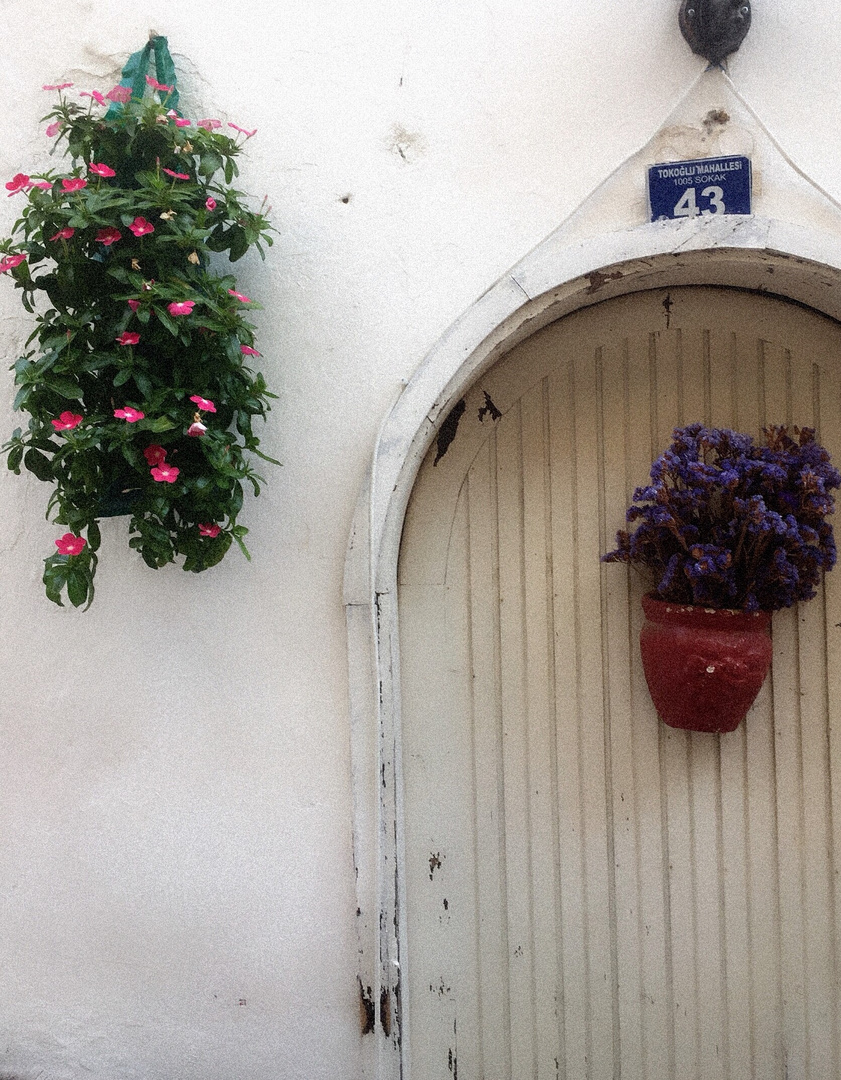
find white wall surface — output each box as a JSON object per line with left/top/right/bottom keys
{"left": 0, "top": 2, "right": 839, "bottom": 1078}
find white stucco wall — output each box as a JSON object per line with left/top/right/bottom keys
{"left": 0, "top": 2, "right": 839, "bottom": 1079}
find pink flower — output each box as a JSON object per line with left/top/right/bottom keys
{"left": 49, "top": 227, "right": 75, "bottom": 241}
{"left": 187, "top": 420, "right": 208, "bottom": 437}
{"left": 95, "top": 226, "right": 121, "bottom": 245}
{"left": 106, "top": 85, "right": 132, "bottom": 103}
{"left": 197, "top": 118, "right": 221, "bottom": 130}
{"left": 46, "top": 121, "right": 63, "bottom": 138}
{"left": 55, "top": 533, "right": 86, "bottom": 556}
{"left": 228, "top": 123, "right": 257, "bottom": 138}
{"left": 61, "top": 177, "right": 87, "bottom": 192}
{"left": 240, "top": 345, "right": 261, "bottom": 357}
{"left": 151, "top": 464, "right": 179, "bottom": 483}
{"left": 0, "top": 254, "right": 26, "bottom": 273}
{"left": 51, "top": 411, "right": 83, "bottom": 431}
{"left": 127, "top": 299, "right": 140, "bottom": 312}
{"left": 189, "top": 395, "right": 216, "bottom": 413}
{"left": 42, "top": 82, "right": 73, "bottom": 91}
{"left": 174, "top": 117, "right": 192, "bottom": 128}
{"left": 128, "top": 216, "right": 154, "bottom": 237}
{"left": 145, "top": 75, "right": 174, "bottom": 93}
{"left": 162, "top": 168, "right": 190, "bottom": 180}
{"left": 80, "top": 90, "right": 107, "bottom": 106}
{"left": 228, "top": 289, "right": 251, "bottom": 303}
{"left": 116, "top": 331, "right": 140, "bottom": 346}
{"left": 198, "top": 523, "right": 221, "bottom": 538}
{"left": 143, "top": 444, "right": 167, "bottom": 466}
{"left": 167, "top": 300, "right": 195, "bottom": 316}
{"left": 5, "top": 173, "right": 30, "bottom": 195}
{"left": 89, "top": 162, "right": 116, "bottom": 178}
{"left": 205, "top": 197, "right": 217, "bottom": 211}
{"left": 114, "top": 406, "right": 145, "bottom": 422}
{"left": 31, "top": 180, "right": 52, "bottom": 190}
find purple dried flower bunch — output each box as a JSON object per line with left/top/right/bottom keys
{"left": 603, "top": 423, "right": 840, "bottom": 612}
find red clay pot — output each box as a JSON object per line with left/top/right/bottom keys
{"left": 639, "top": 594, "right": 773, "bottom": 733}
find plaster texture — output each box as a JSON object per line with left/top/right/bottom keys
{"left": 0, "top": 2, "right": 839, "bottom": 1079}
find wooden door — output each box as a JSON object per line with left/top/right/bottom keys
{"left": 397, "top": 287, "right": 841, "bottom": 1079}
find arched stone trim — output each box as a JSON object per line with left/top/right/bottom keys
{"left": 344, "top": 215, "right": 841, "bottom": 1077}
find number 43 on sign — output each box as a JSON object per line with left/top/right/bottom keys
{"left": 673, "top": 185, "right": 725, "bottom": 217}
{"left": 647, "top": 155, "right": 752, "bottom": 223}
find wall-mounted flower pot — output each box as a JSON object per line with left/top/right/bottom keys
{"left": 639, "top": 593, "right": 772, "bottom": 733}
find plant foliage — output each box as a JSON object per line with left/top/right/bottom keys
{"left": 0, "top": 68, "right": 277, "bottom": 608}
{"left": 602, "top": 423, "right": 840, "bottom": 611}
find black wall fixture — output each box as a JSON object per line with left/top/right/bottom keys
{"left": 679, "top": 0, "right": 751, "bottom": 67}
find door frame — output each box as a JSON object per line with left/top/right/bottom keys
{"left": 344, "top": 214, "right": 841, "bottom": 1078}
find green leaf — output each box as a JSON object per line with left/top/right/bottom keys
{"left": 192, "top": 530, "right": 232, "bottom": 570}
{"left": 228, "top": 226, "right": 249, "bottom": 262}
{"left": 206, "top": 224, "right": 232, "bottom": 253}
{"left": 66, "top": 569, "right": 89, "bottom": 608}
{"left": 6, "top": 445, "right": 23, "bottom": 473}
{"left": 145, "top": 416, "right": 176, "bottom": 433}
{"left": 24, "top": 448, "right": 54, "bottom": 482}
{"left": 43, "top": 560, "right": 67, "bottom": 607}
{"left": 87, "top": 519, "right": 102, "bottom": 552}
{"left": 232, "top": 528, "right": 251, "bottom": 561}
{"left": 155, "top": 307, "right": 179, "bottom": 336}
{"left": 199, "top": 152, "right": 223, "bottom": 179}
{"left": 134, "top": 372, "right": 153, "bottom": 398}
{"left": 113, "top": 367, "right": 133, "bottom": 386}
{"left": 140, "top": 548, "right": 161, "bottom": 569}
{"left": 47, "top": 375, "right": 81, "bottom": 399}
{"left": 251, "top": 446, "right": 282, "bottom": 466}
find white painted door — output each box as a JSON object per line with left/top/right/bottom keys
{"left": 398, "top": 287, "right": 841, "bottom": 1080}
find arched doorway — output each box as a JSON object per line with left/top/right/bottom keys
{"left": 346, "top": 222, "right": 841, "bottom": 1080}
{"left": 397, "top": 285, "right": 841, "bottom": 1078}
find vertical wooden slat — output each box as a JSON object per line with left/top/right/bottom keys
{"left": 548, "top": 358, "right": 590, "bottom": 1077}
{"left": 710, "top": 326, "right": 748, "bottom": 1080}
{"left": 398, "top": 578, "right": 461, "bottom": 1080}
{"left": 467, "top": 438, "right": 512, "bottom": 1079}
{"left": 716, "top": 327, "right": 759, "bottom": 1080}
{"left": 650, "top": 322, "right": 705, "bottom": 1079}
{"left": 496, "top": 401, "right": 538, "bottom": 1078}
{"left": 664, "top": 319, "right": 730, "bottom": 1079}
{"left": 688, "top": 328, "right": 728, "bottom": 1080}
{"left": 763, "top": 339, "right": 809, "bottom": 1080}
{"left": 818, "top": 354, "right": 841, "bottom": 1078}
{"left": 792, "top": 361, "right": 836, "bottom": 1079}
{"left": 740, "top": 338, "right": 785, "bottom": 1077}
{"left": 624, "top": 327, "right": 673, "bottom": 1080}
{"left": 521, "top": 380, "right": 565, "bottom": 1079}
{"left": 602, "top": 336, "right": 646, "bottom": 1077}
{"left": 441, "top": 486, "right": 482, "bottom": 1080}
{"left": 572, "top": 346, "right": 615, "bottom": 1079}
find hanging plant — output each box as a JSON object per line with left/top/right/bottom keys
{"left": 602, "top": 424, "right": 840, "bottom": 731}
{"left": 0, "top": 36, "right": 277, "bottom": 609}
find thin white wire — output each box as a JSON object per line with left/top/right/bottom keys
{"left": 722, "top": 71, "right": 841, "bottom": 216}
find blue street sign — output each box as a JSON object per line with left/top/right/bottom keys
{"left": 648, "top": 155, "right": 752, "bottom": 222}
